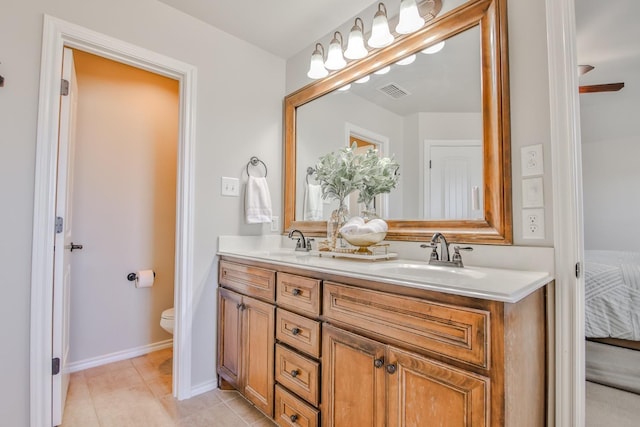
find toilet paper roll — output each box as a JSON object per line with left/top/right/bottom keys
{"left": 136, "top": 270, "right": 155, "bottom": 288}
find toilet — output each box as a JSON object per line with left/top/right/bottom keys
{"left": 160, "top": 308, "right": 175, "bottom": 335}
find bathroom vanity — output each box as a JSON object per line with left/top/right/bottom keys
{"left": 216, "top": 242, "right": 551, "bottom": 427}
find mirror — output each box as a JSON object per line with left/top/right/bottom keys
{"left": 284, "top": 0, "right": 511, "bottom": 244}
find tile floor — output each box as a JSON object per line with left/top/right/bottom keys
{"left": 61, "top": 348, "right": 276, "bottom": 427}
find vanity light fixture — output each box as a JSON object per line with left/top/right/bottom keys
{"left": 374, "top": 66, "right": 391, "bottom": 75}
{"left": 396, "top": 0, "right": 425, "bottom": 34}
{"left": 355, "top": 75, "right": 371, "bottom": 84}
{"left": 368, "top": 3, "right": 394, "bottom": 48}
{"left": 421, "top": 40, "right": 445, "bottom": 54}
{"left": 325, "top": 32, "right": 347, "bottom": 70}
{"left": 307, "top": 43, "right": 329, "bottom": 79}
{"left": 396, "top": 54, "right": 416, "bottom": 65}
{"left": 344, "top": 18, "right": 369, "bottom": 60}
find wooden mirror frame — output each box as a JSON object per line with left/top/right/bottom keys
{"left": 283, "top": 0, "right": 511, "bottom": 244}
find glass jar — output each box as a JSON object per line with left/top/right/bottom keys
{"left": 327, "top": 201, "right": 349, "bottom": 251}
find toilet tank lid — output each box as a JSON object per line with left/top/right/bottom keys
{"left": 161, "top": 308, "right": 175, "bottom": 319}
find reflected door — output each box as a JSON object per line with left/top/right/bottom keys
{"left": 428, "top": 142, "right": 483, "bottom": 219}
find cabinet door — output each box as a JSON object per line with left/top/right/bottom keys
{"left": 322, "top": 324, "right": 386, "bottom": 427}
{"left": 243, "top": 295, "right": 276, "bottom": 417}
{"left": 387, "top": 346, "right": 489, "bottom": 427}
{"left": 217, "top": 288, "right": 243, "bottom": 389}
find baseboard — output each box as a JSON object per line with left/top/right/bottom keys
{"left": 191, "top": 379, "right": 218, "bottom": 397}
{"left": 67, "top": 339, "right": 173, "bottom": 373}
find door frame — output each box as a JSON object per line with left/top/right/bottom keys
{"left": 545, "top": 0, "right": 585, "bottom": 425}
{"left": 30, "top": 15, "right": 197, "bottom": 427}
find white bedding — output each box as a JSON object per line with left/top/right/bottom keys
{"left": 584, "top": 250, "right": 640, "bottom": 340}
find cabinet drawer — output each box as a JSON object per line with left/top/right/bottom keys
{"left": 276, "top": 272, "right": 321, "bottom": 317}
{"left": 323, "top": 282, "right": 490, "bottom": 368}
{"left": 276, "top": 309, "right": 321, "bottom": 358}
{"left": 275, "top": 384, "right": 319, "bottom": 427}
{"left": 219, "top": 260, "right": 276, "bottom": 302}
{"left": 275, "top": 344, "right": 320, "bottom": 406}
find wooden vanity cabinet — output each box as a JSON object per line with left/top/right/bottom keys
{"left": 217, "top": 261, "right": 276, "bottom": 417}
{"left": 218, "top": 257, "right": 548, "bottom": 426}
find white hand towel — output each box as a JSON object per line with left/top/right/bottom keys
{"left": 303, "top": 183, "right": 324, "bottom": 221}
{"left": 245, "top": 176, "right": 272, "bottom": 224}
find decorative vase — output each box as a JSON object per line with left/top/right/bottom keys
{"left": 360, "top": 200, "right": 379, "bottom": 222}
{"left": 327, "top": 201, "right": 350, "bottom": 250}
{"left": 340, "top": 200, "right": 388, "bottom": 253}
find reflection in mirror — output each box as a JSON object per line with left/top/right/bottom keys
{"left": 296, "top": 26, "right": 482, "bottom": 222}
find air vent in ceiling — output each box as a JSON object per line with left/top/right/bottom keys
{"left": 378, "top": 83, "right": 410, "bottom": 99}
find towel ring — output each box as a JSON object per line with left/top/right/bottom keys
{"left": 306, "top": 167, "right": 316, "bottom": 184}
{"left": 246, "top": 156, "right": 267, "bottom": 177}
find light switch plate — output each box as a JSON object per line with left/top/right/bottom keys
{"left": 521, "top": 144, "right": 544, "bottom": 176}
{"left": 522, "top": 177, "right": 544, "bottom": 208}
{"left": 270, "top": 216, "right": 280, "bottom": 232}
{"left": 221, "top": 177, "right": 239, "bottom": 196}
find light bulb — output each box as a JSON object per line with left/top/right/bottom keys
{"left": 344, "top": 18, "right": 368, "bottom": 60}
{"left": 355, "top": 75, "right": 370, "bottom": 84}
{"left": 307, "top": 44, "right": 328, "bottom": 79}
{"left": 374, "top": 66, "right": 391, "bottom": 75}
{"left": 396, "top": 54, "right": 416, "bottom": 66}
{"left": 368, "top": 3, "right": 394, "bottom": 49}
{"left": 421, "top": 40, "right": 445, "bottom": 54}
{"left": 338, "top": 84, "right": 352, "bottom": 91}
{"left": 396, "top": 0, "right": 425, "bottom": 34}
{"left": 325, "top": 32, "right": 346, "bottom": 70}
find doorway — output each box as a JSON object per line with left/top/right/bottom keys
{"left": 31, "top": 16, "right": 197, "bottom": 427}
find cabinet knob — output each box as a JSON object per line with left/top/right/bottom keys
{"left": 236, "top": 303, "right": 246, "bottom": 310}
{"left": 386, "top": 363, "right": 397, "bottom": 374}
{"left": 373, "top": 358, "right": 384, "bottom": 368}
{"left": 290, "top": 414, "right": 299, "bottom": 423}
{"left": 290, "top": 369, "right": 299, "bottom": 378}
{"left": 291, "top": 327, "right": 301, "bottom": 336}
{"left": 292, "top": 288, "right": 301, "bottom": 296}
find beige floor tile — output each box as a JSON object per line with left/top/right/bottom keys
{"left": 93, "top": 386, "right": 174, "bottom": 427}
{"left": 146, "top": 375, "right": 173, "bottom": 399}
{"left": 132, "top": 354, "right": 172, "bottom": 381}
{"left": 224, "top": 395, "right": 268, "bottom": 424}
{"left": 86, "top": 365, "right": 146, "bottom": 398}
{"left": 60, "top": 400, "right": 101, "bottom": 427}
{"left": 178, "top": 401, "right": 248, "bottom": 427}
{"left": 65, "top": 372, "right": 92, "bottom": 403}
{"left": 251, "top": 417, "right": 278, "bottom": 426}
{"left": 212, "top": 388, "right": 242, "bottom": 402}
{"left": 159, "top": 389, "right": 223, "bottom": 420}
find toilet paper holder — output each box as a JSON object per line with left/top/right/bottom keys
{"left": 127, "top": 271, "right": 156, "bottom": 281}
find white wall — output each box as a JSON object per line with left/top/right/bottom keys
{"left": 70, "top": 50, "right": 177, "bottom": 362}
{"left": 581, "top": 78, "right": 640, "bottom": 250}
{"left": 0, "top": 0, "right": 284, "bottom": 424}
{"left": 286, "top": 0, "right": 554, "bottom": 246}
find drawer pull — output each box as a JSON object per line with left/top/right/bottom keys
{"left": 291, "top": 327, "right": 301, "bottom": 336}
{"left": 290, "top": 369, "right": 299, "bottom": 378}
{"left": 386, "top": 363, "right": 397, "bottom": 374}
{"left": 292, "top": 288, "right": 301, "bottom": 296}
{"left": 374, "top": 358, "right": 384, "bottom": 368}
{"left": 236, "top": 303, "right": 246, "bottom": 310}
{"left": 290, "top": 414, "right": 299, "bottom": 423}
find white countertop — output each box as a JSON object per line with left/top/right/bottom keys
{"left": 217, "top": 236, "right": 553, "bottom": 303}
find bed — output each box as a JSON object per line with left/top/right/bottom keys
{"left": 584, "top": 250, "right": 640, "bottom": 394}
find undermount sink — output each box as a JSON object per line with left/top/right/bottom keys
{"left": 367, "top": 262, "right": 488, "bottom": 281}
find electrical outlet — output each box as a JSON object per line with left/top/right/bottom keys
{"left": 522, "top": 208, "right": 545, "bottom": 239}
{"left": 521, "top": 144, "right": 544, "bottom": 176}
{"left": 221, "top": 177, "right": 239, "bottom": 196}
{"left": 270, "top": 216, "right": 280, "bottom": 232}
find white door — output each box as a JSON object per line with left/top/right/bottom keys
{"left": 428, "top": 143, "right": 483, "bottom": 220}
{"left": 52, "top": 47, "right": 79, "bottom": 426}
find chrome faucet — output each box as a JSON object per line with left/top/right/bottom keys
{"left": 420, "top": 232, "right": 473, "bottom": 267}
{"left": 288, "top": 229, "right": 312, "bottom": 252}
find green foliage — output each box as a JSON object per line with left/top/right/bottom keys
{"left": 315, "top": 144, "right": 400, "bottom": 206}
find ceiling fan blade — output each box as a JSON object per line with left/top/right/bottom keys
{"left": 579, "top": 82, "right": 625, "bottom": 94}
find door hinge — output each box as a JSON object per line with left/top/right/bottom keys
{"left": 52, "top": 357, "right": 60, "bottom": 375}
{"left": 55, "top": 216, "right": 63, "bottom": 234}
{"left": 429, "top": 160, "right": 432, "bottom": 169}
{"left": 575, "top": 262, "right": 581, "bottom": 279}
{"left": 60, "top": 79, "right": 69, "bottom": 96}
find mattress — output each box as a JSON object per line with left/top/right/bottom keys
{"left": 584, "top": 250, "right": 640, "bottom": 340}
